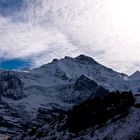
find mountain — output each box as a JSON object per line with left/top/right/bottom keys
{"left": 31, "top": 55, "right": 129, "bottom": 91}
{"left": 0, "top": 55, "right": 139, "bottom": 139}
{"left": 129, "top": 71, "right": 140, "bottom": 80}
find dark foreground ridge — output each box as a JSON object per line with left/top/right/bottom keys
{"left": 66, "top": 91, "right": 135, "bottom": 133}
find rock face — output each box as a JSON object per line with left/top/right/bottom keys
{"left": 66, "top": 91, "right": 135, "bottom": 133}
{"left": 75, "top": 55, "right": 99, "bottom": 64}
{"left": 0, "top": 55, "right": 139, "bottom": 139}
{"left": 0, "top": 71, "right": 25, "bottom": 100}
{"left": 19, "top": 91, "right": 136, "bottom": 140}
{"left": 74, "top": 74, "right": 98, "bottom": 91}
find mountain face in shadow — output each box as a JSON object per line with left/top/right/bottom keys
{"left": 66, "top": 91, "right": 135, "bottom": 133}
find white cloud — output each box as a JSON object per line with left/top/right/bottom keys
{"left": 0, "top": 0, "right": 140, "bottom": 74}
{"left": 0, "top": 16, "right": 83, "bottom": 66}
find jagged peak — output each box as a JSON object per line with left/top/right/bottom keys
{"left": 59, "top": 55, "right": 97, "bottom": 63}
{"left": 130, "top": 70, "right": 140, "bottom": 78}
{"left": 64, "top": 56, "right": 73, "bottom": 60}
{"left": 40, "top": 55, "right": 99, "bottom": 69}
{"left": 134, "top": 70, "right": 140, "bottom": 74}
{"left": 75, "top": 54, "right": 97, "bottom": 64}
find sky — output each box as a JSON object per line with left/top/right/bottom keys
{"left": 0, "top": 0, "right": 140, "bottom": 74}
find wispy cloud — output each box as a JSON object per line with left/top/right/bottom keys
{"left": 0, "top": 16, "right": 83, "bottom": 68}
{"left": 0, "top": 0, "right": 140, "bottom": 74}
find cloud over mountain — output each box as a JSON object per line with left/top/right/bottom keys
{"left": 0, "top": 0, "right": 140, "bottom": 74}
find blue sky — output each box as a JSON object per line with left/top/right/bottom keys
{"left": 0, "top": 58, "right": 31, "bottom": 70}
{"left": 0, "top": 0, "right": 23, "bottom": 16}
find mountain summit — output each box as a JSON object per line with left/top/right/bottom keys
{"left": 129, "top": 71, "right": 140, "bottom": 79}
{"left": 75, "top": 54, "right": 98, "bottom": 64}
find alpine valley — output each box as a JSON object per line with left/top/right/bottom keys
{"left": 0, "top": 55, "right": 140, "bottom": 140}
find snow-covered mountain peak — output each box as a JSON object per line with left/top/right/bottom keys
{"left": 41, "top": 55, "right": 98, "bottom": 67}
{"left": 30, "top": 55, "right": 132, "bottom": 91}
{"left": 75, "top": 54, "right": 98, "bottom": 64}
{"left": 129, "top": 70, "right": 140, "bottom": 79}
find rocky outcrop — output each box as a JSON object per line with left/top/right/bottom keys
{"left": 0, "top": 71, "right": 26, "bottom": 100}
